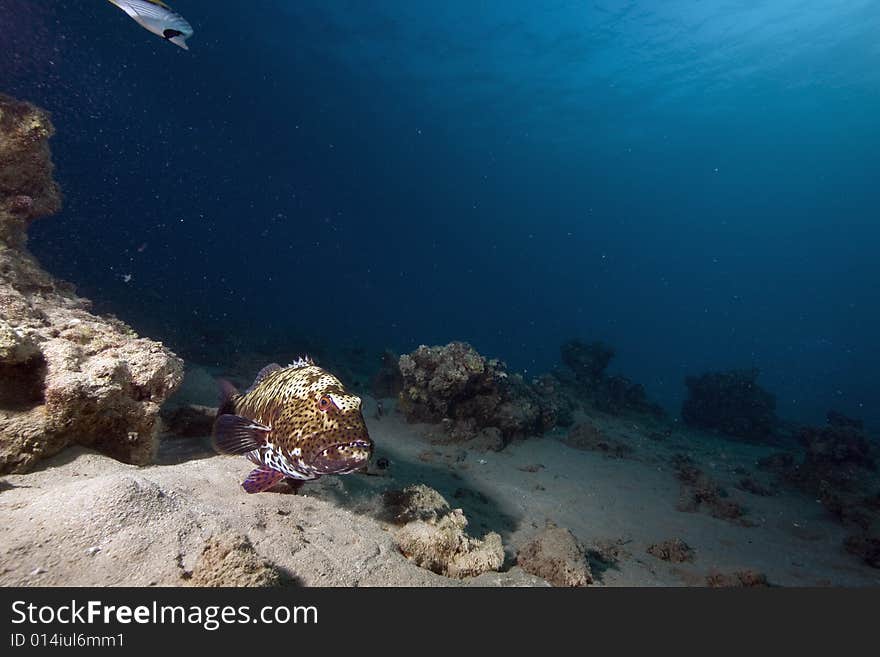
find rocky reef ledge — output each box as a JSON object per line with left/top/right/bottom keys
{"left": 0, "top": 94, "right": 183, "bottom": 473}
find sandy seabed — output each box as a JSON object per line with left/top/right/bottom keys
{"left": 1, "top": 394, "right": 877, "bottom": 588}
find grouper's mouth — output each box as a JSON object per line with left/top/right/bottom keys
{"left": 311, "top": 438, "right": 373, "bottom": 474}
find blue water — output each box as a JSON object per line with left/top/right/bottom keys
{"left": 3, "top": 0, "right": 879, "bottom": 428}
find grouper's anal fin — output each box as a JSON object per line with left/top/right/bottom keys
{"left": 242, "top": 468, "right": 285, "bottom": 494}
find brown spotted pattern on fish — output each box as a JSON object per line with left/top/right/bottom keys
{"left": 212, "top": 357, "right": 373, "bottom": 493}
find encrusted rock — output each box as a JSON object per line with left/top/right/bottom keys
{"left": 0, "top": 94, "right": 183, "bottom": 473}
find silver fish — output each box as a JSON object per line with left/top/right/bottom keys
{"left": 108, "top": 0, "right": 194, "bottom": 50}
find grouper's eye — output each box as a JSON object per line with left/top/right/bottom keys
{"left": 318, "top": 395, "right": 334, "bottom": 411}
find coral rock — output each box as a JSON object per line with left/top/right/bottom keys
{"left": 398, "top": 342, "right": 557, "bottom": 444}
{"left": 387, "top": 485, "right": 504, "bottom": 579}
{"left": 0, "top": 94, "right": 183, "bottom": 473}
{"left": 673, "top": 456, "right": 748, "bottom": 524}
{"left": 188, "top": 533, "right": 285, "bottom": 587}
{"left": 559, "top": 339, "right": 664, "bottom": 418}
{"left": 681, "top": 368, "right": 777, "bottom": 441}
{"left": 516, "top": 525, "right": 593, "bottom": 587}
{"left": 383, "top": 484, "right": 451, "bottom": 525}
{"left": 647, "top": 538, "right": 696, "bottom": 563}
{"left": 561, "top": 339, "right": 614, "bottom": 383}
{"left": 705, "top": 570, "right": 769, "bottom": 587}
{"left": 561, "top": 420, "right": 633, "bottom": 458}
{"left": 394, "top": 508, "right": 504, "bottom": 579}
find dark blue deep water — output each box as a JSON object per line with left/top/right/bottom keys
{"left": 3, "top": 1, "right": 879, "bottom": 428}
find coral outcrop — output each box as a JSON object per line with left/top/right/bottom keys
{"left": 561, "top": 339, "right": 614, "bottom": 383}
{"left": 758, "top": 417, "right": 879, "bottom": 568}
{"left": 398, "top": 342, "right": 560, "bottom": 444}
{"left": 681, "top": 368, "right": 777, "bottom": 441}
{"left": 0, "top": 94, "right": 183, "bottom": 473}
{"left": 558, "top": 339, "right": 664, "bottom": 418}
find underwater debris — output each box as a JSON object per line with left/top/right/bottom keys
{"left": 647, "top": 538, "right": 696, "bottom": 563}
{"left": 560, "top": 420, "right": 634, "bottom": 458}
{"left": 0, "top": 94, "right": 183, "bottom": 474}
{"left": 681, "top": 368, "right": 777, "bottom": 442}
{"left": 398, "top": 342, "right": 559, "bottom": 445}
{"left": 516, "top": 525, "right": 593, "bottom": 587}
{"left": 187, "top": 533, "right": 287, "bottom": 587}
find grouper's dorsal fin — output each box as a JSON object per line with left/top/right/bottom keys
{"left": 288, "top": 356, "right": 315, "bottom": 369}
{"left": 247, "top": 363, "right": 282, "bottom": 392}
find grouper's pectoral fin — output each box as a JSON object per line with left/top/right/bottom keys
{"left": 212, "top": 414, "right": 271, "bottom": 455}
{"left": 242, "top": 468, "right": 285, "bottom": 494}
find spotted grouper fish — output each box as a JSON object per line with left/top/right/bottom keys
{"left": 212, "top": 357, "right": 373, "bottom": 493}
